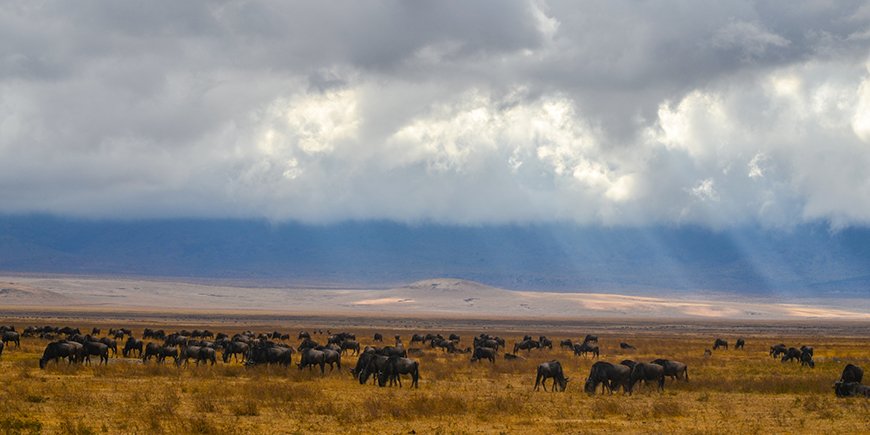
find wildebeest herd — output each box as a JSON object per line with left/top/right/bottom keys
{"left": 0, "top": 324, "right": 866, "bottom": 398}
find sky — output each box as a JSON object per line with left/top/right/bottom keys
{"left": 2, "top": 1, "right": 870, "bottom": 229}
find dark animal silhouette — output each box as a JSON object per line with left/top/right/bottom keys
{"left": 735, "top": 338, "right": 745, "bottom": 350}
{"left": 534, "top": 360, "right": 569, "bottom": 392}
{"left": 584, "top": 361, "right": 630, "bottom": 395}
{"left": 1, "top": 331, "right": 20, "bottom": 348}
{"left": 834, "top": 382, "right": 870, "bottom": 398}
{"left": 573, "top": 342, "right": 600, "bottom": 358}
{"left": 770, "top": 344, "right": 787, "bottom": 358}
{"left": 378, "top": 356, "right": 420, "bottom": 388}
{"left": 800, "top": 348, "right": 815, "bottom": 368}
{"left": 713, "top": 338, "right": 728, "bottom": 350}
{"left": 514, "top": 339, "right": 540, "bottom": 353}
{"left": 298, "top": 348, "right": 327, "bottom": 373}
{"left": 471, "top": 347, "right": 497, "bottom": 363}
{"left": 222, "top": 341, "right": 250, "bottom": 363}
{"left": 560, "top": 339, "right": 574, "bottom": 350}
{"left": 839, "top": 364, "right": 864, "bottom": 384}
{"left": 123, "top": 337, "right": 143, "bottom": 358}
{"left": 373, "top": 333, "right": 383, "bottom": 342}
{"left": 619, "top": 342, "right": 636, "bottom": 350}
{"left": 781, "top": 347, "right": 802, "bottom": 363}
{"left": 628, "top": 363, "right": 665, "bottom": 394}
{"left": 82, "top": 341, "right": 109, "bottom": 365}
{"left": 39, "top": 341, "right": 83, "bottom": 369}
{"left": 650, "top": 359, "right": 688, "bottom": 381}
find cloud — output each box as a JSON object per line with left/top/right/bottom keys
{"left": 1, "top": 1, "right": 869, "bottom": 228}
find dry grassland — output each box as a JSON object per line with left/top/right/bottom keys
{"left": 0, "top": 321, "right": 868, "bottom": 434}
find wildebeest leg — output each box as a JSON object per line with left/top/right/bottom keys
{"left": 319, "top": 361, "right": 325, "bottom": 374}
{"left": 534, "top": 372, "right": 542, "bottom": 391}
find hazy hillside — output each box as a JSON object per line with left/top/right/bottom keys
{"left": 0, "top": 215, "right": 868, "bottom": 296}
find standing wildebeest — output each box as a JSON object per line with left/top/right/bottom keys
{"left": 82, "top": 341, "right": 109, "bottom": 365}
{"left": 713, "top": 338, "right": 728, "bottom": 350}
{"left": 298, "top": 331, "right": 311, "bottom": 340}
{"left": 781, "top": 347, "right": 802, "bottom": 363}
{"left": 620, "top": 342, "right": 636, "bottom": 350}
{"left": 320, "top": 348, "right": 342, "bottom": 372}
{"left": 800, "top": 348, "right": 815, "bottom": 368}
{"left": 514, "top": 339, "right": 540, "bottom": 353}
{"left": 91, "top": 327, "right": 101, "bottom": 336}
{"left": 584, "top": 361, "right": 631, "bottom": 395}
{"left": 196, "top": 347, "right": 217, "bottom": 366}
{"left": 177, "top": 346, "right": 203, "bottom": 367}
{"left": 573, "top": 342, "right": 600, "bottom": 359}
{"left": 735, "top": 338, "right": 745, "bottom": 350}
{"left": 770, "top": 344, "right": 787, "bottom": 358}
{"left": 538, "top": 336, "right": 553, "bottom": 350}
{"left": 628, "top": 363, "right": 665, "bottom": 394}
{"left": 584, "top": 335, "right": 598, "bottom": 344}
{"left": 560, "top": 339, "right": 574, "bottom": 350}
{"left": 650, "top": 359, "right": 689, "bottom": 381}
{"left": 379, "top": 356, "right": 420, "bottom": 388}
{"left": 474, "top": 338, "right": 500, "bottom": 351}
{"left": 246, "top": 343, "right": 294, "bottom": 366}
{"left": 620, "top": 359, "right": 637, "bottom": 370}
{"left": 99, "top": 337, "right": 118, "bottom": 356}
{"left": 2, "top": 331, "right": 20, "bottom": 348}
{"left": 142, "top": 342, "right": 163, "bottom": 362}
{"left": 839, "top": 364, "right": 864, "bottom": 384}
{"left": 373, "top": 333, "right": 383, "bottom": 342}
{"left": 39, "top": 341, "right": 83, "bottom": 368}
{"left": 470, "top": 347, "right": 497, "bottom": 363}
{"left": 222, "top": 341, "right": 250, "bottom": 363}
{"left": 410, "top": 334, "right": 425, "bottom": 344}
{"left": 534, "top": 360, "right": 569, "bottom": 392}
{"left": 123, "top": 337, "right": 143, "bottom": 358}
{"left": 298, "top": 348, "right": 327, "bottom": 373}
{"left": 340, "top": 340, "right": 360, "bottom": 355}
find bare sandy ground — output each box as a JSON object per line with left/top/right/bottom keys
{"left": 0, "top": 275, "right": 867, "bottom": 322}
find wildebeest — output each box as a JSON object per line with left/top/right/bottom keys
{"left": 628, "top": 363, "right": 665, "bottom": 394}
{"left": 650, "top": 359, "right": 689, "bottom": 381}
{"left": 340, "top": 340, "right": 360, "bottom": 356}
{"left": 39, "top": 341, "right": 83, "bottom": 368}
{"left": 378, "top": 356, "right": 420, "bottom": 388}
{"left": 246, "top": 343, "right": 294, "bottom": 366}
{"left": 534, "top": 360, "right": 569, "bottom": 392}
{"left": 781, "top": 347, "right": 802, "bottom": 363}
{"left": 123, "top": 337, "right": 143, "bottom": 358}
{"left": 222, "top": 341, "right": 250, "bottom": 363}
{"left": 584, "top": 335, "right": 598, "bottom": 344}
{"left": 800, "top": 345, "right": 814, "bottom": 357}
{"left": 470, "top": 347, "right": 497, "bottom": 363}
{"left": 538, "top": 336, "right": 553, "bottom": 350}
{"left": 196, "top": 347, "right": 217, "bottom": 366}
{"left": 320, "top": 348, "right": 342, "bottom": 372}
{"left": 357, "top": 353, "right": 390, "bottom": 385}
{"left": 298, "top": 331, "right": 311, "bottom": 340}
{"left": 449, "top": 333, "right": 460, "bottom": 342}
{"left": 560, "top": 339, "right": 574, "bottom": 350}
{"left": 373, "top": 333, "right": 383, "bottom": 342}
{"left": 800, "top": 348, "right": 815, "bottom": 368}
{"left": 839, "top": 364, "right": 864, "bottom": 384}
{"left": 142, "top": 342, "right": 163, "bottom": 362}
{"left": 99, "top": 337, "right": 118, "bottom": 356}
{"left": 82, "top": 341, "right": 109, "bottom": 365}
{"left": 573, "top": 342, "right": 600, "bottom": 359}
{"left": 619, "top": 342, "right": 636, "bottom": 350}
{"left": 584, "top": 361, "right": 631, "bottom": 394}
{"left": 298, "top": 348, "right": 327, "bottom": 373}
{"left": 620, "top": 359, "right": 637, "bottom": 370}
{"left": 713, "top": 338, "right": 728, "bottom": 350}
{"left": 91, "top": 327, "right": 101, "bottom": 336}
{"left": 1, "top": 330, "right": 20, "bottom": 348}
{"left": 177, "top": 345, "right": 203, "bottom": 367}
{"left": 514, "top": 339, "right": 540, "bottom": 353}
{"left": 735, "top": 338, "right": 745, "bottom": 350}
{"left": 834, "top": 381, "right": 870, "bottom": 398}
{"left": 770, "top": 344, "right": 787, "bottom": 358}
{"left": 410, "top": 334, "right": 425, "bottom": 344}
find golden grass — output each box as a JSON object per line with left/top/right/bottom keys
{"left": 0, "top": 322, "right": 868, "bottom": 434}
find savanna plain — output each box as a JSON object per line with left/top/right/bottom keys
{"left": 0, "top": 315, "right": 868, "bottom": 435}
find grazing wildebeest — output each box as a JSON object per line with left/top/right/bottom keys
{"left": 584, "top": 335, "right": 598, "bottom": 344}
{"left": 449, "top": 333, "right": 460, "bottom": 342}
{"left": 839, "top": 364, "right": 864, "bottom": 384}
{"left": 246, "top": 343, "right": 294, "bottom": 366}
{"left": 770, "top": 344, "right": 787, "bottom": 358}
{"left": 379, "top": 356, "right": 420, "bottom": 388}
{"left": 123, "top": 337, "right": 143, "bottom": 358}
{"left": 373, "top": 333, "right": 383, "bottom": 342}
{"left": 628, "top": 363, "right": 665, "bottom": 394}
{"left": 800, "top": 348, "right": 815, "bottom": 368}
{"left": 470, "top": 347, "right": 497, "bottom": 364}
{"left": 584, "top": 361, "right": 631, "bottom": 395}
{"left": 538, "top": 336, "right": 553, "bottom": 350}
{"left": 534, "top": 360, "right": 569, "bottom": 392}
{"left": 340, "top": 340, "right": 360, "bottom": 356}
{"left": 619, "top": 342, "right": 636, "bottom": 350}
{"left": 99, "top": 337, "right": 118, "bottom": 356}
{"left": 409, "top": 334, "right": 424, "bottom": 344}
{"left": 514, "top": 339, "right": 540, "bottom": 353}
{"left": 2, "top": 331, "right": 20, "bottom": 348}
{"left": 735, "top": 338, "right": 745, "bottom": 350}
{"left": 82, "top": 341, "right": 110, "bottom": 365}
{"left": 91, "top": 328, "right": 101, "bottom": 336}
{"left": 298, "top": 348, "right": 327, "bottom": 373}
{"left": 800, "top": 346, "right": 814, "bottom": 357}
{"left": 196, "top": 347, "right": 217, "bottom": 366}
{"left": 560, "top": 339, "right": 574, "bottom": 350}
{"left": 222, "top": 341, "right": 250, "bottom": 363}
{"left": 357, "top": 353, "right": 390, "bottom": 385}
{"left": 620, "top": 359, "right": 637, "bottom": 370}
{"left": 713, "top": 338, "right": 728, "bottom": 350}
{"left": 573, "top": 342, "right": 600, "bottom": 359}
{"left": 781, "top": 347, "right": 802, "bottom": 363}
{"left": 650, "top": 359, "right": 689, "bottom": 381}
{"left": 39, "top": 341, "right": 83, "bottom": 368}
